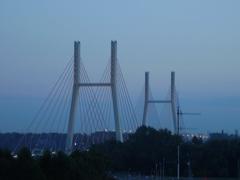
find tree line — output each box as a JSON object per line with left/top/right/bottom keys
{"left": 0, "top": 148, "right": 115, "bottom": 180}
{"left": 92, "top": 126, "right": 240, "bottom": 177}
{"left": 1, "top": 126, "right": 240, "bottom": 179}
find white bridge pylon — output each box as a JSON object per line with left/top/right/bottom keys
{"left": 65, "top": 41, "right": 123, "bottom": 153}
{"left": 142, "top": 71, "right": 178, "bottom": 134}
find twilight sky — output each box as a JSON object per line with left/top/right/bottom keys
{"left": 0, "top": 0, "right": 240, "bottom": 133}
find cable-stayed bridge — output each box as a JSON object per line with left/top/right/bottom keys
{"left": 3, "top": 40, "right": 184, "bottom": 154}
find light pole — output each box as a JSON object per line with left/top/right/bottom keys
{"left": 177, "top": 106, "right": 180, "bottom": 180}
{"left": 177, "top": 106, "right": 201, "bottom": 179}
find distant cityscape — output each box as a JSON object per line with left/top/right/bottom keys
{"left": 1, "top": 128, "right": 239, "bottom": 154}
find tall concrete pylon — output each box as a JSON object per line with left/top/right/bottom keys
{"left": 171, "top": 71, "right": 177, "bottom": 133}
{"left": 66, "top": 41, "right": 81, "bottom": 153}
{"left": 65, "top": 41, "right": 123, "bottom": 153}
{"left": 142, "top": 71, "right": 178, "bottom": 134}
{"left": 142, "top": 72, "right": 149, "bottom": 126}
{"left": 111, "top": 41, "right": 123, "bottom": 142}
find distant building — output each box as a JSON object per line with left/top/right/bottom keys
{"left": 209, "top": 130, "right": 239, "bottom": 140}
{"left": 182, "top": 133, "right": 209, "bottom": 142}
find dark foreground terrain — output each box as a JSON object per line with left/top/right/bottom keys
{"left": 1, "top": 126, "right": 240, "bottom": 179}
{"left": 0, "top": 148, "right": 115, "bottom": 180}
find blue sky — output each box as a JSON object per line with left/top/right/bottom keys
{"left": 0, "top": 0, "right": 240, "bottom": 133}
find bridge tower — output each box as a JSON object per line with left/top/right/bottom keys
{"left": 65, "top": 41, "right": 123, "bottom": 153}
{"left": 142, "top": 71, "right": 178, "bottom": 134}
